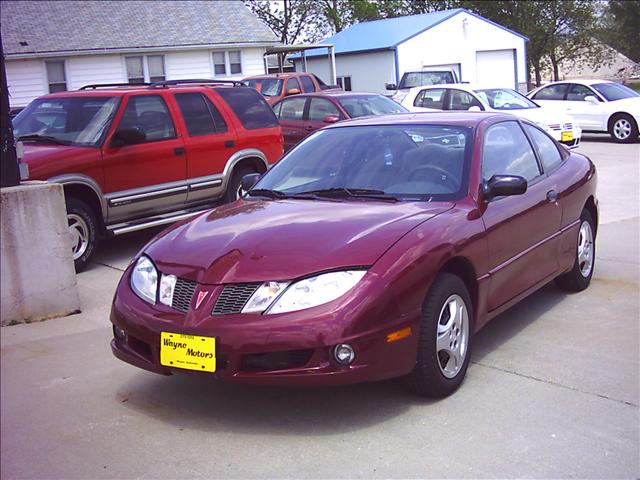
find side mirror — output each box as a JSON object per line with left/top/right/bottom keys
{"left": 482, "top": 175, "right": 527, "bottom": 201}
{"left": 323, "top": 115, "right": 340, "bottom": 123}
{"left": 584, "top": 95, "right": 599, "bottom": 105}
{"left": 241, "top": 173, "right": 261, "bottom": 193}
{"left": 286, "top": 88, "right": 301, "bottom": 96}
{"left": 385, "top": 83, "right": 398, "bottom": 91}
{"left": 468, "top": 105, "right": 482, "bottom": 112}
{"left": 112, "top": 127, "right": 145, "bottom": 147}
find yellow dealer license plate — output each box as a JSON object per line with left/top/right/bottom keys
{"left": 561, "top": 131, "right": 573, "bottom": 142}
{"left": 160, "top": 332, "right": 216, "bottom": 372}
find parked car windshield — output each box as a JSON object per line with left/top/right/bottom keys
{"left": 253, "top": 124, "right": 473, "bottom": 201}
{"left": 399, "top": 71, "right": 455, "bottom": 89}
{"left": 338, "top": 95, "right": 408, "bottom": 117}
{"left": 246, "top": 79, "right": 283, "bottom": 97}
{"left": 475, "top": 88, "right": 538, "bottom": 110}
{"left": 591, "top": 83, "right": 639, "bottom": 101}
{"left": 12, "top": 96, "right": 120, "bottom": 147}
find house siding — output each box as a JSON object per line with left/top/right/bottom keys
{"left": 6, "top": 59, "right": 47, "bottom": 108}
{"left": 67, "top": 55, "right": 126, "bottom": 90}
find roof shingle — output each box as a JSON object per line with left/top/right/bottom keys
{"left": 1, "top": 0, "right": 278, "bottom": 56}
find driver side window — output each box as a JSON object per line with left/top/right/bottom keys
{"left": 118, "top": 95, "right": 176, "bottom": 142}
{"left": 482, "top": 121, "right": 541, "bottom": 182}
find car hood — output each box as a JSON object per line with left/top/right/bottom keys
{"left": 509, "top": 107, "right": 575, "bottom": 126}
{"left": 21, "top": 143, "right": 101, "bottom": 179}
{"left": 145, "top": 199, "right": 453, "bottom": 284}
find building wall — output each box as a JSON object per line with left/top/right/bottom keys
{"left": 295, "top": 50, "right": 396, "bottom": 94}
{"left": 6, "top": 47, "right": 267, "bottom": 108}
{"left": 397, "top": 11, "right": 527, "bottom": 90}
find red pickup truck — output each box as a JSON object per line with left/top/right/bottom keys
{"left": 12, "top": 80, "right": 283, "bottom": 270}
{"left": 244, "top": 72, "right": 340, "bottom": 105}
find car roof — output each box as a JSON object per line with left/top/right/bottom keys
{"left": 275, "top": 91, "right": 383, "bottom": 101}
{"left": 324, "top": 111, "right": 511, "bottom": 128}
{"left": 537, "top": 79, "right": 613, "bottom": 87}
{"left": 407, "top": 84, "right": 517, "bottom": 94}
{"left": 34, "top": 83, "right": 241, "bottom": 99}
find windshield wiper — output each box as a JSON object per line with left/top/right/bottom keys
{"left": 17, "top": 134, "right": 71, "bottom": 146}
{"left": 295, "top": 188, "right": 399, "bottom": 202}
{"left": 246, "top": 188, "right": 288, "bottom": 199}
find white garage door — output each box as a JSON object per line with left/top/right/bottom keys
{"left": 475, "top": 50, "right": 516, "bottom": 89}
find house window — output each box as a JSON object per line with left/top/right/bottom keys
{"left": 45, "top": 60, "right": 67, "bottom": 93}
{"left": 337, "top": 76, "right": 352, "bottom": 91}
{"left": 125, "top": 55, "right": 165, "bottom": 84}
{"left": 212, "top": 50, "right": 243, "bottom": 76}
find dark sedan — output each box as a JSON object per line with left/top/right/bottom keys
{"left": 272, "top": 91, "right": 408, "bottom": 151}
{"left": 111, "top": 112, "right": 597, "bottom": 398}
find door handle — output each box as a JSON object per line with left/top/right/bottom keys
{"left": 174, "top": 147, "right": 185, "bottom": 156}
{"left": 546, "top": 190, "right": 558, "bottom": 202}
{"left": 225, "top": 140, "right": 234, "bottom": 148}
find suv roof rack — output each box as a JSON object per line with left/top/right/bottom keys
{"left": 80, "top": 82, "right": 150, "bottom": 90}
{"left": 149, "top": 79, "right": 247, "bottom": 88}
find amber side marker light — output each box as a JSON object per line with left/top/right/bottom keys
{"left": 386, "top": 327, "right": 412, "bottom": 343}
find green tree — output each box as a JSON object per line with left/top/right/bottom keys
{"left": 600, "top": 0, "right": 640, "bottom": 62}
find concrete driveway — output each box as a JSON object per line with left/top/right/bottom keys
{"left": 1, "top": 135, "right": 638, "bottom": 479}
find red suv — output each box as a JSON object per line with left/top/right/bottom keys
{"left": 12, "top": 80, "right": 283, "bottom": 270}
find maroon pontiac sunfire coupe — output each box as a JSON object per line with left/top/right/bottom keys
{"left": 111, "top": 112, "right": 597, "bottom": 398}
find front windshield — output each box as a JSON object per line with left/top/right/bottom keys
{"left": 475, "top": 88, "right": 538, "bottom": 110}
{"left": 13, "top": 96, "right": 120, "bottom": 146}
{"left": 247, "top": 79, "right": 283, "bottom": 97}
{"left": 254, "top": 124, "right": 473, "bottom": 201}
{"left": 399, "top": 71, "right": 454, "bottom": 89}
{"left": 592, "top": 83, "right": 639, "bottom": 101}
{"left": 338, "top": 95, "right": 408, "bottom": 117}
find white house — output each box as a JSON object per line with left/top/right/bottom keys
{"left": 292, "top": 9, "right": 529, "bottom": 94}
{"left": 0, "top": 0, "right": 279, "bottom": 108}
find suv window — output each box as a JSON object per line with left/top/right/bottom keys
{"left": 308, "top": 98, "right": 341, "bottom": 121}
{"left": 175, "top": 92, "right": 227, "bottom": 136}
{"left": 566, "top": 84, "right": 596, "bottom": 101}
{"left": 277, "top": 97, "right": 306, "bottom": 121}
{"left": 524, "top": 124, "right": 563, "bottom": 171}
{"left": 447, "top": 89, "right": 483, "bottom": 110}
{"left": 215, "top": 87, "right": 279, "bottom": 130}
{"left": 532, "top": 84, "right": 567, "bottom": 101}
{"left": 286, "top": 77, "right": 301, "bottom": 94}
{"left": 482, "top": 121, "right": 541, "bottom": 182}
{"left": 299, "top": 75, "right": 315, "bottom": 93}
{"left": 118, "top": 95, "right": 176, "bottom": 142}
{"left": 414, "top": 88, "right": 445, "bottom": 109}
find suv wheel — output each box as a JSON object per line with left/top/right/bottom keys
{"left": 66, "top": 198, "right": 98, "bottom": 272}
{"left": 225, "top": 166, "right": 256, "bottom": 203}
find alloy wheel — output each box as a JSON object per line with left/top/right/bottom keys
{"left": 68, "top": 213, "right": 89, "bottom": 260}
{"left": 613, "top": 118, "right": 632, "bottom": 140}
{"left": 436, "top": 294, "right": 470, "bottom": 379}
{"left": 577, "top": 220, "right": 594, "bottom": 278}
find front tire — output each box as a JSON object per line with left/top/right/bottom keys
{"left": 406, "top": 273, "right": 473, "bottom": 398}
{"left": 555, "top": 209, "right": 595, "bottom": 292}
{"left": 66, "top": 198, "right": 98, "bottom": 272}
{"left": 224, "top": 166, "right": 256, "bottom": 203}
{"left": 609, "top": 114, "right": 638, "bottom": 143}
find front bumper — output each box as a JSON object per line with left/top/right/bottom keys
{"left": 548, "top": 124, "right": 582, "bottom": 148}
{"left": 110, "top": 271, "right": 420, "bottom": 386}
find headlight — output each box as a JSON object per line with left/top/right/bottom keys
{"left": 267, "top": 271, "right": 366, "bottom": 314}
{"left": 241, "top": 281, "right": 289, "bottom": 313}
{"left": 130, "top": 256, "right": 158, "bottom": 304}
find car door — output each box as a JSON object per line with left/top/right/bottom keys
{"left": 173, "top": 91, "right": 236, "bottom": 203}
{"left": 306, "top": 97, "right": 343, "bottom": 132}
{"left": 274, "top": 96, "right": 309, "bottom": 152}
{"left": 480, "top": 120, "right": 562, "bottom": 311}
{"left": 411, "top": 88, "right": 446, "bottom": 112}
{"left": 102, "top": 93, "right": 187, "bottom": 222}
{"left": 563, "top": 83, "right": 606, "bottom": 131}
{"left": 299, "top": 75, "right": 316, "bottom": 93}
{"left": 530, "top": 83, "right": 569, "bottom": 109}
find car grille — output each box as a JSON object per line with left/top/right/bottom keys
{"left": 212, "top": 283, "right": 261, "bottom": 315}
{"left": 171, "top": 278, "right": 198, "bottom": 313}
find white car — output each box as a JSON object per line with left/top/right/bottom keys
{"left": 527, "top": 79, "right": 640, "bottom": 143}
{"left": 400, "top": 84, "right": 581, "bottom": 148}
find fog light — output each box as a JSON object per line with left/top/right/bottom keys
{"left": 332, "top": 343, "right": 355, "bottom": 366}
{"left": 113, "top": 325, "right": 127, "bottom": 341}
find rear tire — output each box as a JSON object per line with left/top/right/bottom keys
{"left": 555, "top": 209, "right": 595, "bottom": 292}
{"left": 66, "top": 198, "right": 98, "bottom": 272}
{"left": 609, "top": 114, "right": 638, "bottom": 143}
{"left": 224, "top": 166, "right": 255, "bottom": 203}
{"left": 406, "top": 273, "right": 473, "bottom": 398}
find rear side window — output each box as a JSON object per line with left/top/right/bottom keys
{"left": 532, "top": 84, "right": 567, "bottom": 100}
{"left": 414, "top": 88, "right": 445, "bottom": 109}
{"left": 215, "top": 87, "right": 279, "bottom": 130}
{"left": 447, "top": 90, "right": 483, "bottom": 110}
{"left": 482, "top": 121, "right": 540, "bottom": 182}
{"left": 300, "top": 75, "right": 315, "bottom": 92}
{"left": 118, "top": 95, "right": 176, "bottom": 142}
{"left": 524, "top": 124, "right": 563, "bottom": 171}
{"left": 277, "top": 97, "right": 306, "bottom": 121}
{"left": 174, "top": 92, "right": 227, "bottom": 136}
{"left": 308, "top": 98, "right": 341, "bottom": 121}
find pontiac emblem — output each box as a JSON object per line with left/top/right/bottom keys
{"left": 195, "top": 291, "right": 209, "bottom": 310}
